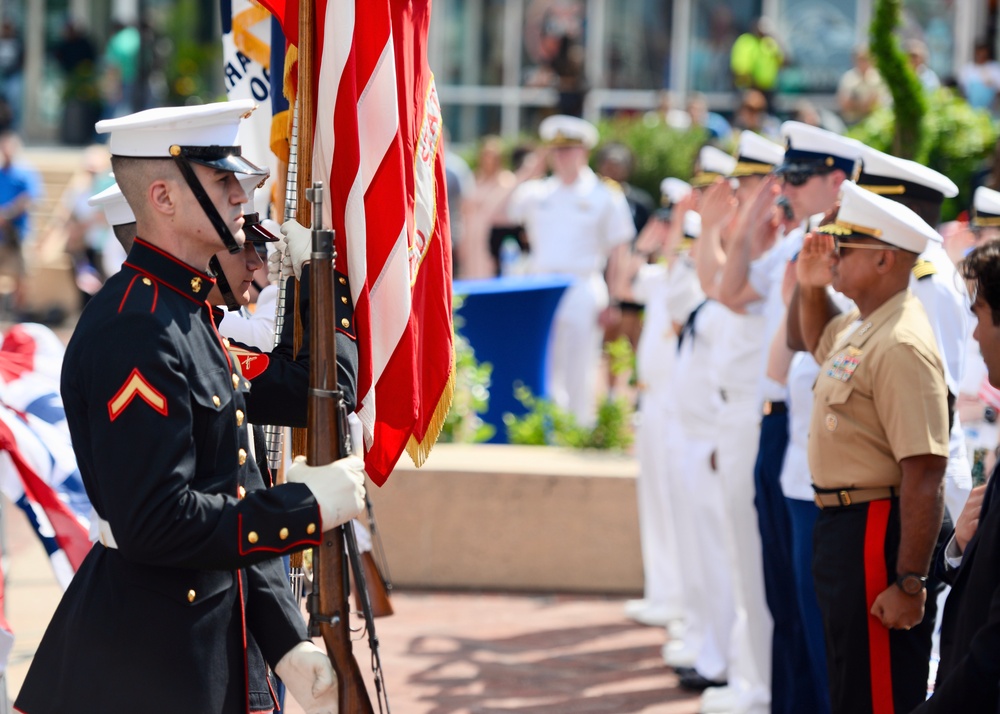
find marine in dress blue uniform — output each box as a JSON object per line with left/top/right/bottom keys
{"left": 15, "top": 101, "right": 365, "bottom": 714}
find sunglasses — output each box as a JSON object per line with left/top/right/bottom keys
{"left": 832, "top": 238, "right": 900, "bottom": 256}
{"left": 782, "top": 169, "right": 826, "bottom": 187}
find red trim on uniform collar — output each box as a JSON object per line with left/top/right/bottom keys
{"left": 123, "top": 238, "right": 217, "bottom": 306}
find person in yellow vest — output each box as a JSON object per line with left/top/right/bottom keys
{"left": 731, "top": 17, "right": 785, "bottom": 109}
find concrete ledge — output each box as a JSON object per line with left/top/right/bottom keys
{"left": 368, "top": 443, "right": 642, "bottom": 594}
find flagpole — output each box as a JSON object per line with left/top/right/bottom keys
{"left": 296, "top": 0, "right": 316, "bottom": 229}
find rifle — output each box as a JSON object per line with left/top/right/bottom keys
{"left": 304, "top": 184, "right": 388, "bottom": 714}
{"left": 296, "top": 3, "right": 388, "bottom": 709}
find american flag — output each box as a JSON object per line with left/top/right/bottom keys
{"left": 0, "top": 324, "right": 94, "bottom": 669}
{"left": 257, "top": 0, "right": 454, "bottom": 485}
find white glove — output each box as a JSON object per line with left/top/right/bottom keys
{"left": 280, "top": 218, "right": 313, "bottom": 280}
{"left": 275, "top": 641, "right": 338, "bottom": 714}
{"left": 286, "top": 454, "right": 366, "bottom": 530}
{"left": 266, "top": 234, "right": 287, "bottom": 285}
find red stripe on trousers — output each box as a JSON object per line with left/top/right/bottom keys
{"left": 864, "top": 499, "right": 894, "bottom": 714}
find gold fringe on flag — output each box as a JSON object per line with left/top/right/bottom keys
{"left": 405, "top": 344, "right": 456, "bottom": 467}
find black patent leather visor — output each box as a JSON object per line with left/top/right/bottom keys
{"left": 244, "top": 213, "right": 279, "bottom": 243}
{"left": 169, "top": 145, "right": 267, "bottom": 176}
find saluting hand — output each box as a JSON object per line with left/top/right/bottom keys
{"left": 796, "top": 231, "right": 835, "bottom": 289}
{"left": 633, "top": 218, "right": 670, "bottom": 257}
{"left": 870, "top": 584, "right": 925, "bottom": 631}
{"left": 955, "top": 484, "right": 987, "bottom": 553}
{"left": 698, "top": 179, "right": 737, "bottom": 234}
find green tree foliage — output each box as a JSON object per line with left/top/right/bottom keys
{"left": 165, "top": 0, "right": 224, "bottom": 103}
{"left": 503, "top": 337, "right": 635, "bottom": 451}
{"left": 848, "top": 88, "right": 998, "bottom": 220}
{"left": 869, "top": 0, "right": 927, "bottom": 159}
{"left": 439, "top": 299, "right": 496, "bottom": 444}
{"left": 595, "top": 115, "right": 710, "bottom": 201}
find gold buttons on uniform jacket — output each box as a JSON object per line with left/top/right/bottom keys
{"left": 187, "top": 589, "right": 196, "bottom": 603}
{"left": 236, "top": 409, "right": 244, "bottom": 426}
{"left": 238, "top": 449, "right": 247, "bottom": 466}
{"left": 341, "top": 296, "right": 348, "bottom": 304}
{"left": 248, "top": 531, "right": 258, "bottom": 544}
{"left": 238, "top": 486, "right": 246, "bottom": 499}
{"left": 232, "top": 374, "right": 240, "bottom": 389}
{"left": 825, "top": 414, "right": 838, "bottom": 431}
{"left": 142, "top": 277, "right": 152, "bottom": 286}
{"left": 212, "top": 395, "right": 221, "bottom": 407}
{"left": 307, "top": 523, "right": 317, "bottom": 535}
{"left": 339, "top": 276, "right": 347, "bottom": 285}
{"left": 341, "top": 318, "right": 350, "bottom": 329}
{"left": 279, "top": 527, "right": 289, "bottom": 540}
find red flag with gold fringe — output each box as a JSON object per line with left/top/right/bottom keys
{"left": 257, "top": 0, "right": 454, "bottom": 485}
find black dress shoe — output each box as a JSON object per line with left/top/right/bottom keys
{"left": 678, "top": 672, "right": 727, "bottom": 692}
{"left": 673, "top": 666, "right": 696, "bottom": 677}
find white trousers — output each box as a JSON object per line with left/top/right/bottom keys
{"left": 548, "top": 274, "right": 608, "bottom": 427}
{"left": 673, "top": 429, "right": 735, "bottom": 681}
{"left": 635, "top": 392, "right": 684, "bottom": 613}
{"left": 715, "top": 395, "right": 772, "bottom": 714}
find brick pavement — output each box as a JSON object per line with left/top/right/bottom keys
{"left": 3, "top": 499, "right": 700, "bottom": 714}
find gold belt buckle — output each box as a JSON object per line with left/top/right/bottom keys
{"left": 763, "top": 401, "right": 772, "bottom": 416}
{"left": 838, "top": 490, "right": 852, "bottom": 507}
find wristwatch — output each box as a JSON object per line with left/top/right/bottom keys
{"left": 896, "top": 572, "right": 928, "bottom": 595}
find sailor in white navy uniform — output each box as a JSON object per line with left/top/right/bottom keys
{"left": 625, "top": 177, "right": 696, "bottom": 630}
{"left": 507, "top": 115, "right": 635, "bottom": 426}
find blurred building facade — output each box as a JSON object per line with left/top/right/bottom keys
{"left": 0, "top": 0, "right": 991, "bottom": 145}
{"left": 430, "top": 0, "right": 984, "bottom": 143}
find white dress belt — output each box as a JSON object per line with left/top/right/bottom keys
{"left": 97, "top": 517, "right": 118, "bottom": 549}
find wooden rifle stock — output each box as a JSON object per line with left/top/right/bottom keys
{"left": 306, "top": 184, "right": 374, "bottom": 714}
{"left": 354, "top": 551, "right": 394, "bottom": 618}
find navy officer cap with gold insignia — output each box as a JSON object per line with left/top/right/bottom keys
{"left": 817, "top": 181, "right": 940, "bottom": 253}
{"left": 95, "top": 100, "right": 267, "bottom": 176}
{"left": 683, "top": 211, "right": 701, "bottom": 239}
{"left": 730, "top": 131, "right": 784, "bottom": 178}
{"left": 660, "top": 177, "right": 691, "bottom": 206}
{"left": 691, "top": 145, "right": 737, "bottom": 188}
{"left": 236, "top": 172, "right": 279, "bottom": 244}
{"left": 89, "top": 182, "right": 134, "bottom": 227}
{"left": 539, "top": 114, "right": 599, "bottom": 149}
{"left": 973, "top": 186, "right": 1000, "bottom": 228}
{"left": 776, "top": 121, "right": 862, "bottom": 177}
{"left": 855, "top": 145, "right": 958, "bottom": 206}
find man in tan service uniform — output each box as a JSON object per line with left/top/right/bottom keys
{"left": 790, "top": 181, "right": 950, "bottom": 714}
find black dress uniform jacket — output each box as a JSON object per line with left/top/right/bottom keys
{"left": 217, "top": 263, "right": 358, "bottom": 711}
{"left": 914, "top": 467, "right": 1000, "bottom": 713}
{"left": 223, "top": 261, "right": 358, "bottom": 429}
{"left": 15, "top": 239, "right": 340, "bottom": 714}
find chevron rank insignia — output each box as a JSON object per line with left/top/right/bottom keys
{"left": 912, "top": 259, "right": 937, "bottom": 280}
{"left": 108, "top": 368, "right": 168, "bottom": 421}
{"left": 229, "top": 346, "right": 270, "bottom": 381}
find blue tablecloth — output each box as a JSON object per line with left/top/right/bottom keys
{"left": 453, "top": 274, "right": 572, "bottom": 443}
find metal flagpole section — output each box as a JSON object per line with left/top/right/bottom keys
{"left": 264, "top": 102, "right": 304, "bottom": 600}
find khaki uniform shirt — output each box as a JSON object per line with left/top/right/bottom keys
{"left": 809, "top": 290, "right": 949, "bottom": 490}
